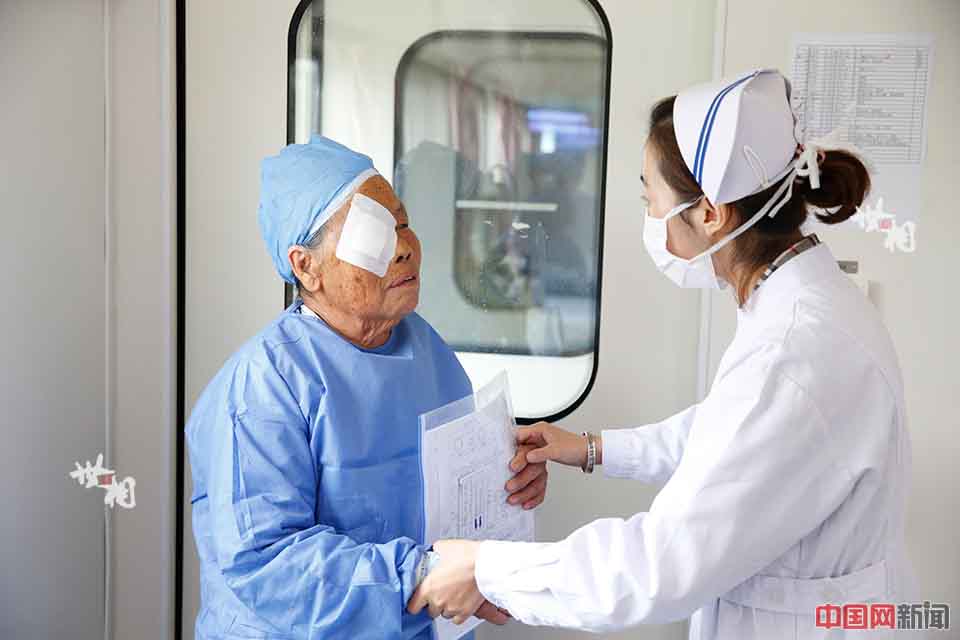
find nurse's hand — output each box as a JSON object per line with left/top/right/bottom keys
{"left": 407, "top": 540, "right": 510, "bottom": 626}
{"left": 517, "top": 422, "right": 600, "bottom": 469}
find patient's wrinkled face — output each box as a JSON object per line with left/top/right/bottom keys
{"left": 315, "top": 175, "right": 422, "bottom": 324}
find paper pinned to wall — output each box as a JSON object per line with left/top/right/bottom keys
{"left": 420, "top": 372, "right": 535, "bottom": 640}
{"left": 791, "top": 33, "right": 934, "bottom": 233}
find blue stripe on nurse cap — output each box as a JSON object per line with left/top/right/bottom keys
{"left": 672, "top": 69, "right": 798, "bottom": 206}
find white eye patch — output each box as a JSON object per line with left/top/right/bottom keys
{"left": 335, "top": 192, "right": 398, "bottom": 278}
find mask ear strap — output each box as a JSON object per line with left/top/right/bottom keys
{"left": 691, "top": 167, "right": 797, "bottom": 261}
{"left": 662, "top": 195, "right": 704, "bottom": 222}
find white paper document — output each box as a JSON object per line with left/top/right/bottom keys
{"left": 420, "top": 373, "right": 535, "bottom": 640}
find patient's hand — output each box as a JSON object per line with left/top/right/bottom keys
{"left": 506, "top": 443, "right": 548, "bottom": 510}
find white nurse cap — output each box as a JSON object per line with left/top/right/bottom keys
{"left": 674, "top": 69, "right": 798, "bottom": 206}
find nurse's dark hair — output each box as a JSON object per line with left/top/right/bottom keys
{"left": 647, "top": 96, "right": 871, "bottom": 302}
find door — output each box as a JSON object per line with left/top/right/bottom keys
{"left": 183, "top": 1, "right": 715, "bottom": 639}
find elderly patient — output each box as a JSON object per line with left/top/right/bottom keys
{"left": 186, "top": 136, "right": 546, "bottom": 639}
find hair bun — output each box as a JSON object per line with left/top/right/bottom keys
{"left": 798, "top": 149, "right": 871, "bottom": 225}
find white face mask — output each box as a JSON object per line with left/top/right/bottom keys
{"left": 642, "top": 197, "right": 725, "bottom": 290}
{"left": 642, "top": 158, "right": 804, "bottom": 290}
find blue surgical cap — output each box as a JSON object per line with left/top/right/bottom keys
{"left": 257, "top": 135, "right": 377, "bottom": 283}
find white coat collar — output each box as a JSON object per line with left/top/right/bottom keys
{"left": 738, "top": 242, "right": 839, "bottom": 320}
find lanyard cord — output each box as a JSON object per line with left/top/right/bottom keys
{"left": 753, "top": 234, "right": 821, "bottom": 293}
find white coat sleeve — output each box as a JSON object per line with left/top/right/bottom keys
{"left": 475, "top": 354, "right": 864, "bottom": 632}
{"left": 601, "top": 404, "right": 699, "bottom": 485}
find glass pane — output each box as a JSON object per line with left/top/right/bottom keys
{"left": 290, "top": 0, "right": 610, "bottom": 419}
{"left": 396, "top": 32, "right": 605, "bottom": 358}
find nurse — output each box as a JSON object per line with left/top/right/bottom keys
{"left": 409, "top": 70, "right": 915, "bottom": 638}
{"left": 186, "top": 136, "right": 545, "bottom": 639}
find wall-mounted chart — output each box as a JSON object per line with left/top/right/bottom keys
{"left": 791, "top": 32, "right": 934, "bottom": 253}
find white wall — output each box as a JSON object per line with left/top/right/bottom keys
{"left": 0, "top": 1, "right": 178, "bottom": 639}
{"left": 708, "top": 0, "right": 960, "bottom": 611}
{"left": 0, "top": 2, "right": 106, "bottom": 638}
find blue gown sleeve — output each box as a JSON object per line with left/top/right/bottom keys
{"left": 205, "top": 357, "right": 425, "bottom": 637}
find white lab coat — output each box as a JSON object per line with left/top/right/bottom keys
{"left": 476, "top": 243, "right": 916, "bottom": 639}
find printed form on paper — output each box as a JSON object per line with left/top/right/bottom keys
{"left": 420, "top": 372, "right": 535, "bottom": 640}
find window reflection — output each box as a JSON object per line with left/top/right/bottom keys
{"left": 395, "top": 33, "right": 607, "bottom": 357}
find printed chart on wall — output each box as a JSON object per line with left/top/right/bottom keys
{"left": 791, "top": 33, "right": 934, "bottom": 253}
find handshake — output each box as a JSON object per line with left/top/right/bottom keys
{"left": 407, "top": 538, "right": 508, "bottom": 626}
{"left": 406, "top": 422, "right": 597, "bottom": 626}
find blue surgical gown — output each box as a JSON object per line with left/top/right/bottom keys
{"left": 187, "top": 300, "right": 473, "bottom": 639}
